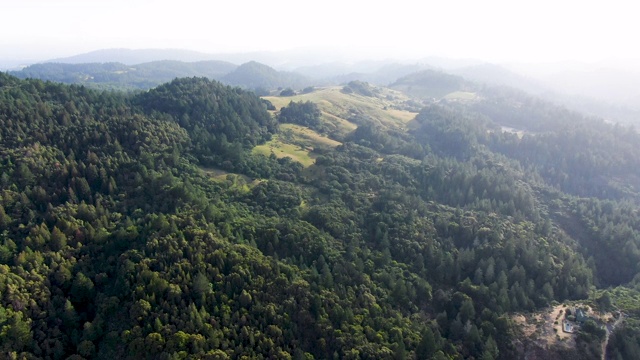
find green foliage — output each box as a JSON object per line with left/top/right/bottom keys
{"left": 412, "top": 105, "right": 490, "bottom": 159}
{"left": 278, "top": 101, "right": 321, "bottom": 128}
{"left": 342, "top": 81, "right": 375, "bottom": 97}
{"left": 608, "top": 318, "right": 640, "bottom": 360}
{"left": 566, "top": 198, "right": 640, "bottom": 286}
{"left": 222, "top": 61, "right": 309, "bottom": 90}
{"left": 348, "top": 123, "right": 426, "bottom": 159}
{"left": 301, "top": 86, "right": 315, "bottom": 94}
{"left": 0, "top": 71, "right": 639, "bottom": 359}
{"left": 280, "top": 88, "right": 296, "bottom": 96}
{"left": 132, "top": 77, "right": 293, "bottom": 178}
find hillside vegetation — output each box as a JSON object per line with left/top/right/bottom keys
{"left": 1, "top": 71, "right": 640, "bottom": 360}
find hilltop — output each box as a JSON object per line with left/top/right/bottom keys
{"left": 221, "top": 61, "right": 310, "bottom": 90}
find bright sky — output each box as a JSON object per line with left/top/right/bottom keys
{"left": 2, "top": 0, "right": 639, "bottom": 64}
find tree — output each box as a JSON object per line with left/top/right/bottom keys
{"left": 280, "top": 88, "right": 296, "bottom": 96}
{"left": 50, "top": 226, "right": 67, "bottom": 251}
{"left": 278, "top": 101, "right": 322, "bottom": 128}
{"left": 193, "top": 273, "right": 211, "bottom": 298}
{"left": 596, "top": 291, "right": 613, "bottom": 311}
{"left": 1, "top": 310, "right": 33, "bottom": 352}
{"left": 70, "top": 272, "right": 95, "bottom": 304}
{"left": 415, "top": 327, "right": 437, "bottom": 359}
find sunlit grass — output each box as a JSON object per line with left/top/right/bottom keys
{"left": 263, "top": 86, "right": 417, "bottom": 132}
{"left": 252, "top": 135, "right": 315, "bottom": 167}
{"left": 280, "top": 123, "right": 342, "bottom": 148}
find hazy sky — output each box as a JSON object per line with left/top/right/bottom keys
{"left": 2, "top": 0, "right": 639, "bottom": 64}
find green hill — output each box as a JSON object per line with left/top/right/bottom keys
{"left": 221, "top": 61, "right": 310, "bottom": 90}
{"left": 2, "top": 72, "right": 640, "bottom": 359}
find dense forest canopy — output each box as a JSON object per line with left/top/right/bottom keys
{"left": 1, "top": 70, "right": 640, "bottom": 359}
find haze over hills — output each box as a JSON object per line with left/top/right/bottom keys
{"left": 448, "top": 63, "right": 549, "bottom": 95}
{"left": 41, "top": 48, "right": 382, "bottom": 71}
{"left": 6, "top": 47, "right": 640, "bottom": 127}
{"left": 45, "top": 48, "right": 224, "bottom": 65}
{"left": 10, "top": 60, "right": 238, "bottom": 90}
{"left": 535, "top": 67, "right": 640, "bottom": 109}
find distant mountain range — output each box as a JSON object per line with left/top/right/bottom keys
{"left": 10, "top": 49, "right": 539, "bottom": 94}
{"left": 10, "top": 60, "right": 237, "bottom": 90}
{"left": 10, "top": 59, "right": 313, "bottom": 91}
{"left": 41, "top": 48, "right": 379, "bottom": 70}
{"left": 46, "top": 48, "right": 223, "bottom": 65}
{"left": 6, "top": 47, "right": 640, "bottom": 126}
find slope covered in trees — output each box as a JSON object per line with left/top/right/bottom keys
{"left": 1, "top": 71, "right": 640, "bottom": 359}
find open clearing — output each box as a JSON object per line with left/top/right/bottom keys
{"left": 280, "top": 123, "right": 342, "bottom": 149}
{"left": 253, "top": 135, "right": 315, "bottom": 167}
{"left": 513, "top": 305, "right": 575, "bottom": 348}
{"left": 199, "top": 167, "right": 260, "bottom": 191}
{"left": 549, "top": 305, "right": 572, "bottom": 341}
{"left": 513, "top": 303, "right": 620, "bottom": 353}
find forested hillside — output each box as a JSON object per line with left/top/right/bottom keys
{"left": 1, "top": 72, "right": 640, "bottom": 359}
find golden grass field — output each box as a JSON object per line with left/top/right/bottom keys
{"left": 264, "top": 86, "right": 418, "bottom": 131}
{"left": 258, "top": 85, "right": 420, "bottom": 167}
{"left": 252, "top": 135, "right": 316, "bottom": 167}
{"left": 279, "top": 123, "right": 342, "bottom": 148}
